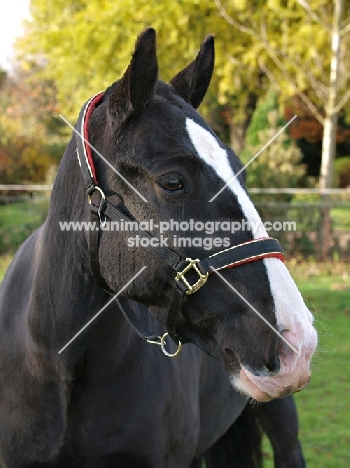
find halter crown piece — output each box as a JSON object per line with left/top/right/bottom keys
{"left": 75, "top": 93, "right": 285, "bottom": 357}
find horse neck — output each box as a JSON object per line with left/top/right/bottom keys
{"left": 29, "top": 138, "right": 131, "bottom": 357}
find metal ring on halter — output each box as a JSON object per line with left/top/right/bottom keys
{"left": 94, "top": 186, "right": 107, "bottom": 227}
{"left": 88, "top": 185, "right": 106, "bottom": 204}
{"left": 94, "top": 186, "right": 105, "bottom": 200}
{"left": 160, "top": 332, "right": 182, "bottom": 358}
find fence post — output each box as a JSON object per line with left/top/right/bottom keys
{"left": 319, "top": 197, "right": 332, "bottom": 261}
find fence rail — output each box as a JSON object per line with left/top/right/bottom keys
{"left": 0, "top": 185, "right": 53, "bottom": 191}
{"left": 0, "top": 186, "right": 349, "bottom": 260}
{"left": 248, "top": 188, "right": 350, "bottom": 195}
{"left": 1, "top": 185, "right": 350, "bottom": 194}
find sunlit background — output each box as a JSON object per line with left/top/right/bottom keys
{"left": 0, "top": 0, "right": 30, "bottom": 69}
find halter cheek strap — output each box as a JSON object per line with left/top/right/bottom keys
{"left": 75, "top": 94, "right": 285, "bottom": 356}
{"left": 75, "top": 91, "right": 103, "bottom": 193}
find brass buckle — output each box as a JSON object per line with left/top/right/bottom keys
{"left": 175, "top": 258, "right": 209, "bottom": 295}
{"left": 147, "top": 333, "right": 182, "bottom": 358}
{"left": 160, "top": 333, "right": 182, "bottom": 357}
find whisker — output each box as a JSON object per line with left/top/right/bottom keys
{"left": 303, "top": 298, "right": 317, "bottom": 313}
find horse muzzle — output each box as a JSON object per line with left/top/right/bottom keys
{"left": 236, "top": 327, "right": 318, "bottom": 402}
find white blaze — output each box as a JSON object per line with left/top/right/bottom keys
{"left": 186, "top": 118, "right": 315, "bottom": 336}
{"left": 186, "top": 119, "right": 267, "bottom": 239}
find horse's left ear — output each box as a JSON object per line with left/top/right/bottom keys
{"left": 170, "top": 35, "right": 214, "bottom": 109}
{"left": 109, "top": 28, "right": 158, "bottom": 121}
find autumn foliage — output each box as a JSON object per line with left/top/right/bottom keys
{"left": 285, "top": 94, "right": 350, "bottom": 146}
{"left": 0, "top": 71, "right": 65, "bottom": 184}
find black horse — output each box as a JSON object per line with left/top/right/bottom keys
{"left": 201, "top": 396, "right": 306, "bottom": 467}
{"left": 0, "top": 29, "right": 316, "bottom": 467}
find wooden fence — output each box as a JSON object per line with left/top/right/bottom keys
{"left": 1, "top": 186, "right": 349, "bottom": 260}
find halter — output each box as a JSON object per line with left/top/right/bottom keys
{"left": 75, "top": 92, "right": 284, "bottom": 357}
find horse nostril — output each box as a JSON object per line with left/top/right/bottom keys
{"left": 243, "top": 365, "right": 270, "bottom": 377}
{"left": 225, "top": 348, "right": 235, "bottom": 358}
{"left": 265, "top": 361, "right": 280, "bottom": 375}
{"left": 243, "top": 361, "right": 280, "bottom": 377}
{"left": 265, "top": 331, "right": 281, "bottom": 374}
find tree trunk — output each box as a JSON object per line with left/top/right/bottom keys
{"left": 319, "top": 0, "right": 343, "bottom": 260}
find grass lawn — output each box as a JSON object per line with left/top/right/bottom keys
{"left": 0, "top": 255, "right": 12, "bottom": 281}
{"left": 332, "top": 206, "right": 350, "bottom": 231}
{"left": 0, "top": 198, "right": 48, "bottom": 256}
{"left": 0, "top": 254, "right": 349, "bottom": 466}
{"left": 263, "top": 262, "right": 350, "bottom": 467}
{"left": 0, "top": 198, "right": 48, "bottom": 227}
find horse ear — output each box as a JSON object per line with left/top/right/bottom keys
{"left": 109, "top": 28, "right": 158, "bottom": 121}
{"left": 170, "top": 35, "right": 214, "bottom": 109}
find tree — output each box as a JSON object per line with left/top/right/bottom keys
{"left": 215, "top": 0, "right": 350, "bottom": 259}
{"left": 19, "top": 1, "right": 350, "bottom": 147}
{"left": 16, "top": 0, "right": 350, "bottom": 257}
{"left": 244, "top": 112, "right": 310, "bottom": 191}
{"left": 18, "top": 0, "right": 273, "bottom": 123}
{"left": 242, "top": 99, "right": 316, "bottom": 256}
{"left": 0, "top": 70, "right": 65, "bottom": 183}
{"left": 242, "top": 92, "right": 313, "bottom": 196}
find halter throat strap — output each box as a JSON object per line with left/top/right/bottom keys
{"left": 75, "top": 94, "right": 285, "bottom": 353}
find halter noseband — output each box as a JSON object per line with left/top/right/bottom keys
{"left": 75, "top": 93, "right": 284, "bottom": 357}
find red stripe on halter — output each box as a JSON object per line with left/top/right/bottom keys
{"left": 224, "top": 252, "right": 285, "bottom": 270}
{"left": 83, "top": 92, "right": 105, "bottom": 184}
{"left": 211, "top": 237, "right": 285, "bottom": 272}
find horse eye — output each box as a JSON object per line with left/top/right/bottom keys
{"left": 158, "top": 175, "right": 185, "bottom": 193}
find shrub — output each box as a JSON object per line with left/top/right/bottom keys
{"left": 334, "top": 157, "right": 350, "bottom": 188}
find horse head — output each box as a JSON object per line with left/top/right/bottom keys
{"left": 81, "top": 28, "right": 317, "bottom": 402}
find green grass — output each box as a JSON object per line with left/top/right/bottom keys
{"left": 0, "top": 198, "right": 48, "bottom": 255}
{"left": 331, "top": 206, "right": 350, "bottom": 231}
{"left": 0, "top": 255, "right": 12, "bottom": 280}
{"left": 0, "top": 200, "right": 46, "bottom": 227}
{"left": 263, "top": 262, "right": 350, "bottom": 467}
{"left": 0, "top": 257, "right": 349, "bottom": 466}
